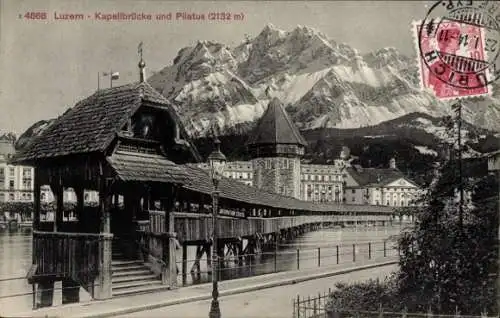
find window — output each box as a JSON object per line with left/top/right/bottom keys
{"left": 23, "top": 180, "right": 32, "bottom": 189}
{"left": 9, "top": 193, "right": 14, "bottom": 201}
{"left": 9, "top": 168, "right": 14, "bottom": 176}
{"left": 9, "top": 180, "right": 14, "bottom": 189}
{"left": 23, "top": 168, "right": 31, "bottom": 178}
{"left": 351, "top": 189, "right": 355, "bottom": 193}
{"left": 131, "top": 112, "right": 161, "bottom": 140}
{"left": 352, "top": 197, "right": 355, "bottom": 202}
{"left": 0, "top": 168, "right": 4, "bottom": 179}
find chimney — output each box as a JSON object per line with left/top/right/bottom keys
{"left": 389, "top": 158, "right": 396, "bottom": 169}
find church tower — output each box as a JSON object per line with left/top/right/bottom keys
{"left": 247, "top": 98, "right": 307, "bottom": 198}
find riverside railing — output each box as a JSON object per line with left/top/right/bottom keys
{"left": 293, "top": 293, "right": 496, "bottom": 318}
{"left": 176, "top": 239, "right": 399, "bottom": 286}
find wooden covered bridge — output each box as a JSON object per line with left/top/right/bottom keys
{"left": 14, "top": 60, "right": 399, "bottom": 309}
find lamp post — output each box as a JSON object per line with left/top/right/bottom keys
{"left": 207, "top": 136, "right": 226, "bottom": 318}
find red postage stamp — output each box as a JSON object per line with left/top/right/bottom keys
{"left": 415, "top": 20, "right": 491, "bottom": 100}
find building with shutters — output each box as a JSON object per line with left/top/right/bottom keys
{"left": 343, "top": 158, "right": 421, "bottom": 206}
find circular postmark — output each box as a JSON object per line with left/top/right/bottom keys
{"left": 417, "top": 0, "right": 500, "bottom": 90}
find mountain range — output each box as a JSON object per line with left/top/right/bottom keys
{"left": 11, "top": 24, "right": 500, "bottom": 171}
{"left": 148, "top": 23, "right": 500, "bottom": 137}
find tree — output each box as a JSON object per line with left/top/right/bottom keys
{"left": 325, "top": 159, "right": 498, "bottom": 315}
{"left": 397, "top": 159, "right": 498, "bottom": 314}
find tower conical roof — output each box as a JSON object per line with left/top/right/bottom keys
{"left": 247, "top": 98, "right": 307, "bottom": 147}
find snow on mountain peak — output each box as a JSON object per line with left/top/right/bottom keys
{"left": 364, "top": 46, "right": 411, "bottom": 70}
{"left": 255, "top": 23, "right": 286, "bottom": 45}
{"left": 148, "top": 24, "right": 500, "bottom": 137}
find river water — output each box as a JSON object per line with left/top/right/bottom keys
{"left": 0, "top": 225, "right": 401, "bottom": 315}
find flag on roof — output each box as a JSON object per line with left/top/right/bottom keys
{"left": 103, "top": 71, "right": 120, "bottom": 80}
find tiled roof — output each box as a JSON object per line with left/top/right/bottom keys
{"left": 107, "top": 151, "right": 187, "bottom": 184}
{"left": 247, "top": 98, "right": 307, "bottom": 147}
{"left": 14, "top": 81, "right": 201, "bottom": 163}
{"left": 346, "top": 167, "right": 407, "bottom": 187}
{"left": 182, "top": 164, "right": 394, "bottom": 213}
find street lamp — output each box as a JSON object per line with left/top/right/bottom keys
{"left": 207, "top": 136, "right": 226, "bottom": 318}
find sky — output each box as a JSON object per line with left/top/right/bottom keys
{"left": 0, "top": 0, "right": 429, "bottom": 135}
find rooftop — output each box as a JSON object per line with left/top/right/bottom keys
{"left": 247, "top": 98, "right": 307, "bottom": 147}
{"left": 346, "top": 166, "right": 410, "bottom": 187}
{"left": 182, "top": 164, "right": 394, "bottom": 213}
{"left": 14, "top": 81, "right": 200, "bottom": 163}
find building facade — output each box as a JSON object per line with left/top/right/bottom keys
{"left": 0, "top": 139, "right": 34, "bottom": 203}
{"left": 300, "top": 163, "right": 344, "bottom": 202}
{"left": 343, "top": 159, "right": 421, "bottom": 206}
{"left": 0, "top": 138, "right": 98, "bottom": 204}
{"left": 197, "top": 161, "right": 254, "bottom": 186}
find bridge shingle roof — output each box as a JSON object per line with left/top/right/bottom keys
{"left": 14, "top": 82, "right": 200, "bottom": 163}
{"left": 182, "top": 164, "right": 393, "bottom": 214}
{"left": 107, "top": 151, "right": 188, "bottom": 184}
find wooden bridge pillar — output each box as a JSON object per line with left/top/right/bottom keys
{"left": 237, "top": 239, "right": 243, "bottom": 266}
{"left": 50, "top": 181, "right": 64, "bottom": 232}
{"left": 62, "top": 278, "right": 80, "bottom": 304}
{"left": 36, "top": 280, "right": 54, "bottom": 308}
{"left": 181, "top": 243, "right": 187, "bottom": 285}
{"left": 75, "top": 186, "right": 84, "bottom": 224}
{"left": 161, "top": 185, "right": 178, "bottom": 289}
{"left": 95, "top": 178, "right": 112, "bottom": 300}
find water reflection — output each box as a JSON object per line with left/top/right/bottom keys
{"left": 0, "top": 225, "right": 401, "bottom": 315}
{"left": 179, "top": 225, "right": 401, "bottom": 286}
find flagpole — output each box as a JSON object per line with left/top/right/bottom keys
{"left": 97, "top": 72, "right": 100, "bottom": 91}
{"left": 110, "top": 69, "right": 113, "bottom": 88}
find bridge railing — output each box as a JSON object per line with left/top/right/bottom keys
{"left": 31, "top": 231, "right": 112, "bottom": 292}
{"left": 141, "top": 211, "right": 393, "bottom": 242}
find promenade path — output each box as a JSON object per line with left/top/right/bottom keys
{"left": 124, "top": 263, "right": 397, "bottom": 318}
{"left": 10, "top": 256, "right": 398, "bottom": 318}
